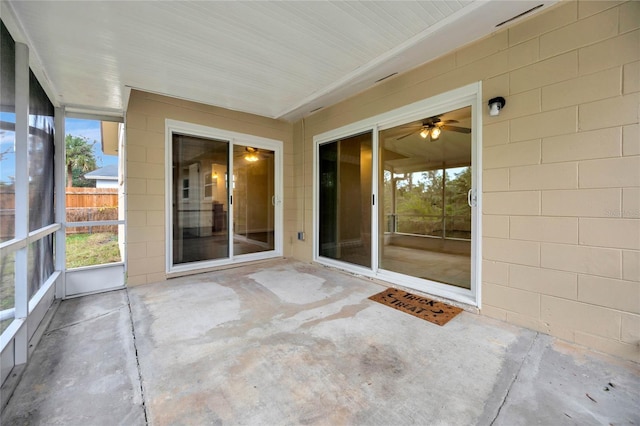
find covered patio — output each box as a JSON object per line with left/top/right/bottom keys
{"left": 1, "top": 0, "right": 639, "bottom": 422}
{"left": 2, "top": 260, "right": 638, "bottom": 425}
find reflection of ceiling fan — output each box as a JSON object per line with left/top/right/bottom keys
{"left": 244, "top": 146, "right": 259, "bottom": 162}
{"left": 396, "top": 116, "right": 471, "bottom": 141}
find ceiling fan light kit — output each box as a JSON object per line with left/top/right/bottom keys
{"left": 244, "top": 146, "right": 259, "bottom": 162}
{"left": 419, "top": 126, "right": 440, "bottom": 140}
{"left": 398, "top": 115, "right": 471, "bottom": 142}
{"left": 488, "top": 97, "right": 506, "bottom": 116}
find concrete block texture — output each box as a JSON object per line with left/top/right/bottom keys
{"left": 484, "top": 191, "right": 540, "bottom": 216}
{"left": 619, "top": 0, "right": 640, "bottom": 33}
{"left": 508, "top": 1, "right": 577, "bottom": 46}
{"left": 507, "top": 39, "right": 539, "bottom": 71}
{"left": 484, "top": 237, "right": 540, "bottom": 267}
{"left": 484, "top": 139, "right": 541, "bottom": 169}
{"left": 578, "top": 29, "right": 639, "bottom": 75}
{"left": 510, "top": 52, "right": 578, "bottom": 95}
{"left": 579, "top": 218, "right": 640, "bottom": 250}
{"left": 539, "top": 7, "right": 619, "bottom": 59}
{"left": 541, "top": 243, "right": 622, "bottom": 278}
{"left": 510, "top": 216, "right": 578, "bottom": 244}
{"left": 509, "top": 162, "right": 578, "bottom": 190}
{"left": 577, "top": 274, "right": 640, "bottom": 313}
{"left": 623, "top": 124, "right": 640, "bottom": 156}
{"left": 541, "top": 295, "right": 622, "bottom": 339}
{"left": 578, "top": 156, "right": 640, "bottom": 189}
{"left": 541, "top": 66, "right": 621, "bottom": 111}
{"left": 542, "top": 127, "right": 622, "bottom": 163}
{"left": 541, "top": 188, "right": 621, "bottom": 217}
{"left": 509, "top": 264, "right": 578, "bottom": 300}
{"left": 623, "top": 188, "right": 640, "bottom": 218}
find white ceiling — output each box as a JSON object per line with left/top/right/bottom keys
{"left": 2, "top": 0, "right": 555, "bottom": 122}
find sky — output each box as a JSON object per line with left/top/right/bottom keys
{"left": 0, "top": 116, "right": 118, "bottom": 184}
{"left": 66, "top": 118, "right": 119, "bottom": 169}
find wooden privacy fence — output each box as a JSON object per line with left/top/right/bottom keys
{"left": 66, "top": 188, "right": 118, "bottom": 234}
{"left": 0, "top": 188, "right": 119, "bottom": 239}
{"left": 0, "top": 189, "right": 15, "bottom": 241}
{"left": 66, "top": 187, "right": 118, "bottom": 208}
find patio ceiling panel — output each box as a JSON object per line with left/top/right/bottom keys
{"left": 4, "top": 0, "right": 555, "bottom": 121}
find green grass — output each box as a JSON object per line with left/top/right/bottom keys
{"left": 1, "top": 252, "right": 15, "bottom": 311}
{"left": 0, "top": 232, "right": 121, "bottom": 310}
{"left": 0, "top": 252, "right": 16, "bottom": 333}
{"left": 66, "top": 232, "right": 122, "bottom": 269}
{"left": 0, "top": 233, "right": 121, "bottom": 334}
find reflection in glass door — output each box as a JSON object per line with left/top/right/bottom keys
{"left": 172, "top": 133, "right": 229, "bottom": 265}
{"left": 318, "top": 132, "right": 372, "bottom": 268}
{"left": 233, "top": 145, "right": 275, "bottom": 255}
{"left": 169, "top": 125, "right": 282, "bottom": 272}
{"left": 379, "top": 106, "right": 472, "bottom": 289}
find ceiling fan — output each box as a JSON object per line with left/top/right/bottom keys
{"left": 396, "top": 116, "right": 471, "bottom": 142}
{"left": 243, "top": 146, "right": 260, "bottom": 162}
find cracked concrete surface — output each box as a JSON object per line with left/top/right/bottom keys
{"left": 1, "top": 290, "right": 145, "bottom": 425}
{"left": 2, "top": 259, "right": 639, "bottom": 425}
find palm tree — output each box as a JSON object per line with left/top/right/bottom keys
{"left": 65, "top": 135, "right": 97, "bottom": 187}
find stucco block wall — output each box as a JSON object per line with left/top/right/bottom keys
{"left": 290, "top": 0, "right": 639, "bottom": 361}
{"left": 125, "top": 90, "right": 294, "bottom": 286}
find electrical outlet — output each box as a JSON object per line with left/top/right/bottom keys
{"left": 297, "top": 232, "right": 305, "bottom": 241}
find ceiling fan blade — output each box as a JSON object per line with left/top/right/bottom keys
{"left": 442, "top": 119, "right": 459, "bottom": 124}
{"left": 441, "top": 125, "right": 471, "bottom": 134}
{"left": 396, "top": 130, "right": 417, "bottom": 140}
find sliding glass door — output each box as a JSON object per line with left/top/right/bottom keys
{"left": 172, "top": 133, "right": 229, "bottom": 265}
{"left": 318, "top": 132, "right": 372, "bottom": 268}
{"left": 167, "top": 122, "right": 282, "bottom": 273}
{"left": 379, "top": 106, "right": 472, "bottom": 289}
{"left": 233, "top": 144, "right": 275, "bottom": 255}
{"left": 314, "top": 84, "right": 480, "bottom": 305}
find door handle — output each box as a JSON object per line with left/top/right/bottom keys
{"left": 467, "top": 189, "right": 476, "bottom": 207}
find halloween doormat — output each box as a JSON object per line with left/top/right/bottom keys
{"left": 368, "top": 287, "right": 462, "bottom": 326}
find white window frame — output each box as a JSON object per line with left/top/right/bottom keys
{"left": 62, "top": 115, "right": 126, "bottom": 299}
{"left": 313, "top": 82, "right": 483, "bottom": 307}
{"left": 0, "top": 43, "right": 62, "bottom": 372}
{"left": 165, "top": 120, "right": 283, "bottom": 275}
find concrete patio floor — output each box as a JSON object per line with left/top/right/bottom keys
{"left": 2, "top": 259, "right": 639, "bottom": 425}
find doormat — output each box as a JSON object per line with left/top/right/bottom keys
{"left": 368, "top": 287, "right": 462, "bottom": 326}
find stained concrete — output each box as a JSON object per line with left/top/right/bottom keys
{"left": 1, "top": 290, "right": 145, "bottom": 425}
{"left": 491, "top": 335, "right": 640, "bottom": 425}
{"left": 2, "top": 259, "right": 639, "bottom": 425}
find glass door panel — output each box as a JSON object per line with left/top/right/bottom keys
{"left": 318, "top": 132, "right": 372, "bottom": 268}
{"left": 379, "top": 106, "right": 472, "bottom": 289}
{"left": 444, "top": 166, "right": 472, "bottom": 240}
{"left": 172, "top": 133, "right": 229, "bottom": 265}
{"left": 233, "top": 145, "right": 275, "bottom": 255}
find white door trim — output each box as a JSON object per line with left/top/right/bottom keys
{"left": 164, "top": 119, "right": 283, "bottom": 275}
{"left": 313, "top": 82, "right": 482, "bottom": 307}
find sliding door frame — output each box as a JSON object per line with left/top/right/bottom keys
{"left": 313, "top": 83, "right": 482, "bottom": 307}
{"left": 165, "top": 120, "right": 283, "bottom": 275}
